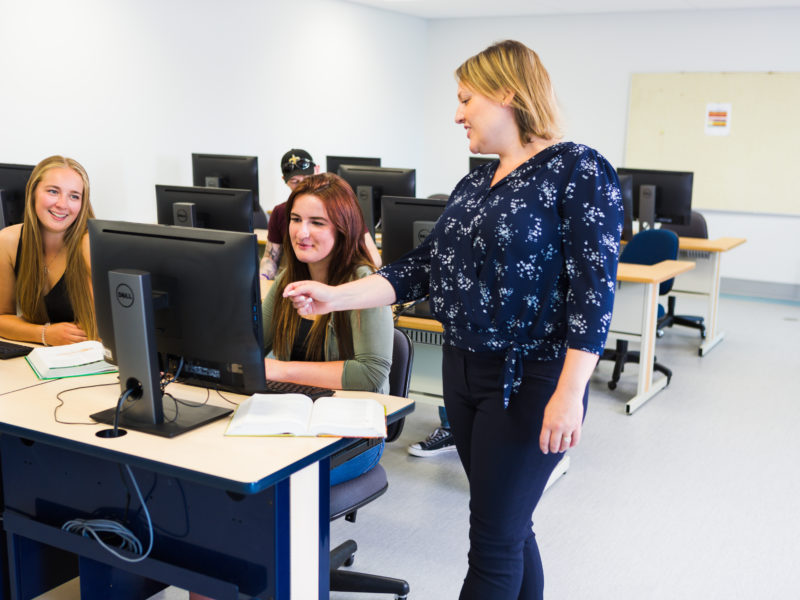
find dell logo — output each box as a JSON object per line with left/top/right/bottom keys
{"left": 115, "top": 283, "right": 135, "bottom": 308}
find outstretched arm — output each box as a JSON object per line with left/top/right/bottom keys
{"left": 283, "top": 274, "right": 396, "bottom": 316}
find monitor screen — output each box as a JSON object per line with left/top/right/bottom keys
{"left": 325, "top": 155, "right": 381, "bottom": 174}
{"left": 89, "top": 220, "right": 265, "bottom": 437}
{"left": 617, "top": 173, "right": 634, "bottom": 242}
{"left": 616, "top": 167, "right": 693, "bottom": 226}
{"left": 0, "top": 163, "right": 35, "bottom": 229}
{"left": 337, "top": 165, "right": 416, "bottom": 236}
{"left": 191, "top": 153, "right": 260, "bottom": 212}
{"left": 155, "top": 184, "right": 254, "bottom": 233}
{"left": 469, "top": 156, "right": 497, "bottom": 171}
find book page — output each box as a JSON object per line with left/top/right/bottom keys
{"left": 225, "top": 393, "right": 313, "bottom": 436}
{"left": 308, "top": 396, "right": 387, "bottom": 438}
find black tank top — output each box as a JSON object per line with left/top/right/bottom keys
{"left": 289, "top": 317, "right": 314, "bottom": 361}
{"left": 14, "top": 226, "right": 76, "bottom": 324}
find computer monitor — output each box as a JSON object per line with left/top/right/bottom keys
{"left": 325, "top": 155, "right": 381, "bottom": 174}
{"left": 191, "top": 153, "right": 264, "bottom": 227}
{"left": 337, "top": 165, "right": 416, "bottom": 237}
{"left": 89, "top": 220, "right": 265, "bottom": 437}
{"left": 0, "top": 163, "right": 35, "bottom": 229}
{"left": 381, "top": 196, "right": 447, "bottom": 318}
{"left": 155, "top": 184, "right": 254, "bottom": 233}
{"left": 617, "top": 174, "right": 634, "bottom": 242}
{"left": 616, "top": 167, "right": 693, "bottom": 228}
{"left": 469, "top": 156, "right": 497, "bottom": 171}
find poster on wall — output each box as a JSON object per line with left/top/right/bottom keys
{"left": 705, "top": 103, "right": 731, "bottom": 136}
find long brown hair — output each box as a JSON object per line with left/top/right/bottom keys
{"left": 456, "top": 39, "right": 562, "bottom": 145}
{"left": 272, "top": 172, "right": 375, "bottom": 361}
{"left": 16, "top": 155, "right": 97, "bottom": 338}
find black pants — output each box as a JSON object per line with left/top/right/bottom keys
{"left": 442, "top": 345, "right": 588, "bottom": 600}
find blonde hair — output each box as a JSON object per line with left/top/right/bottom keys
{"left": 456, "top": 39, "right": 562, "bottom": 145}
{"left": 17, "top": 155, "right": 97, "bottom": 339}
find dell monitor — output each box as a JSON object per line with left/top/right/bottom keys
{"left": 469, "top": 156, "right": 497, "bottom": 171}
{"left": 155, "top": 184, "right": 254, "bottom": 233}
{"left": 380, "top": 196, "right": 447, "bottom": 318}
{"left": 0, "top": 163, "right": 35, "bottom": 229}
{"left": 617, "top": 173, "right": 634, "bottom": 242}
{"left": 89, "top": 220, "right": 265, "bottom": 437}
{"left": 616, "top": 167, "right": 693, "bottom": 228}
{"left": 191, "top": 153, "right": 266, "bottom": 229}
{"left": 325, "top": 155, "right": 381, "bottom": 175}
{"left": 337, "top": 165, "right": 416, "bottom": 237}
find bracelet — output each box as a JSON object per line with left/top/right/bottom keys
{"left": 41, "top": 322, "right": 50, "bottom": 346}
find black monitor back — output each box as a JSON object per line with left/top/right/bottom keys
{"left": 326, "top": 155, "right": 381, "bottom": 174}
{"left": 89, "top": 220, "right": 265, "bottom": 394}
{"left": 616, "top": 167, "right": 693, "bottom": 226}
{"left": 192, "top": 153, "right": 260, "bottom": 211}
{"left": 337, "top": 165, "right": 416, "bottom": 235}
{"left": 0, "top": 163, "right": 35, "bottom": 228}
{"left": 617, "top": 174, "right": 634, "bottom": 242}
{"left": 155, "top": 184, "right": 254, "bottom": 233}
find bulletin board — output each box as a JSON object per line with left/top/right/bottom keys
{"left": 625, "top": 72, "right": 800, "bottom": 215}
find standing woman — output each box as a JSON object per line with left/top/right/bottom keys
{"left": 284, "top": 39, "right": 622, "bottom": 599}
{"left": 0, "top": 155, "right": 96, "bottom": 345}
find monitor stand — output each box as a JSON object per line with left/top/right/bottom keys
{"left": 91, "top": 269, "right": 231, "bottom": 438}
{"left": 638, "top": 184, "right": 656, "bottom": 230}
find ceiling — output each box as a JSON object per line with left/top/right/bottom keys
{"left": 342, "top": 0, "right": 800, "bottom": 19}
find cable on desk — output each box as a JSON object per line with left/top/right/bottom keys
{"left": 214, "top": 387, "right": 242, "bottom": 407}
{"left": 62, "top": 464, "right": 154, "bottom": 563}
{"left": 53, "top": 381, "right": 122, "bottom": 425}
{"left": 0, "top": 378, "right": 59, "bottom": 398}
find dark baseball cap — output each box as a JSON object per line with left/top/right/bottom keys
{"left": 280, "top": 149, "right": 315, "bottom": 181}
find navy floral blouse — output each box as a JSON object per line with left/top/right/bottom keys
{"left": 378, "top": 142, "right": 623, "bottom": 406}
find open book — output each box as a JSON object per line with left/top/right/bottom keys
{"left": 225, "top": 393, "right": 387, "bottom": 438}
{"left": 25, "top": 340, "right": 118, "bottom": 380}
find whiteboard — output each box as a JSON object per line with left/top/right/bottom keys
{"left": 625, "top": 72, "right": 800, "bottom": 215}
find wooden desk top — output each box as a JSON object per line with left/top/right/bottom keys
{"left": 616, "top": 259, "right": 695, "bottom": 284}
{"left": 0, "top": 354, "right": 413, "bottom": 494}
{"left": 677, "top": 236, "right": 746, "bottom": 252}
{"left": 256, "top": 228, "right": 268, "bottom": 245}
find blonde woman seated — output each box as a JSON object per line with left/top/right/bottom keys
{"left": 262, "top": 172, "right": 393, "bottom": 485}
{"left": 0, "top": 156, "right": 96, "bottom": 345}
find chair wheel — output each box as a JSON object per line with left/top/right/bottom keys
{"left": 656, "top": 329, "right": 665, "bottom": 338}
{"left": 607, "top": 381, "right": 617, "bottom": 390}
{"left": 344, "top": 554, "right": 355, "bottom": 567}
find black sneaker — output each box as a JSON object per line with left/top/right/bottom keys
{"left": 408, "top": 427, "right": 456, "bottom": 457}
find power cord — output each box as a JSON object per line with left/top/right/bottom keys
{"left": 62, "top": 464, "right": 154, "bottom": 563}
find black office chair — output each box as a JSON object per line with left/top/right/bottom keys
{"left": 600, "top": 229, "right": 679, "bottom": 390}
{"left": 658, "top": 210, "right": 708, "bottom": 339}
{"left": 329, "top": 327, "right": 413, "bottom": 599}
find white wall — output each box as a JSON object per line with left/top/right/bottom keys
{"left": 423, "top": 8, "right": 800, "bottom": 290}
{"left": 0, "top": 0, "right": 427, "bottom": 220}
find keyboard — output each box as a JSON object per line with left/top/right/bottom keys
{"left": 0, "top": 340, "right": 34, "bottom": 360}
{"left": 262, "top": 379, "right": 334, "bottom": 401}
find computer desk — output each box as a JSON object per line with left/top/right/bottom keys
{"left": 607, "top": 259, "right": 695, "bottom": 413}
{"left": 396, "top": 259, "right": 695, "bottom": 416}
{"left": 669, "top": 236, "right": 746, "bottom": 356}
{"left": 0, "top": 351, "right": 413, "bottom": 600}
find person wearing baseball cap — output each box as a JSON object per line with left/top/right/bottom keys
{"left": 260, "top": 149, "right": 381, "bottom": 279}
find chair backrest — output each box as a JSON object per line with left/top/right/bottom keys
{"left": 621, "top": 229, "right": 679, "bottom": 296}
{"left": 388, "top": 328, "right": 413, "bottom": 399}
{"left": 660, "top": 210, "right": 708, "bottom": 239}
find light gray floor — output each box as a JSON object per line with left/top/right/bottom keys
{"left": 145, "top": 294, "right": 799, "bottom": 599}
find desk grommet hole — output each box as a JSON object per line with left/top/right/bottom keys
{"left": 96, "top": 428, "right": 128, "bottom": 439}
